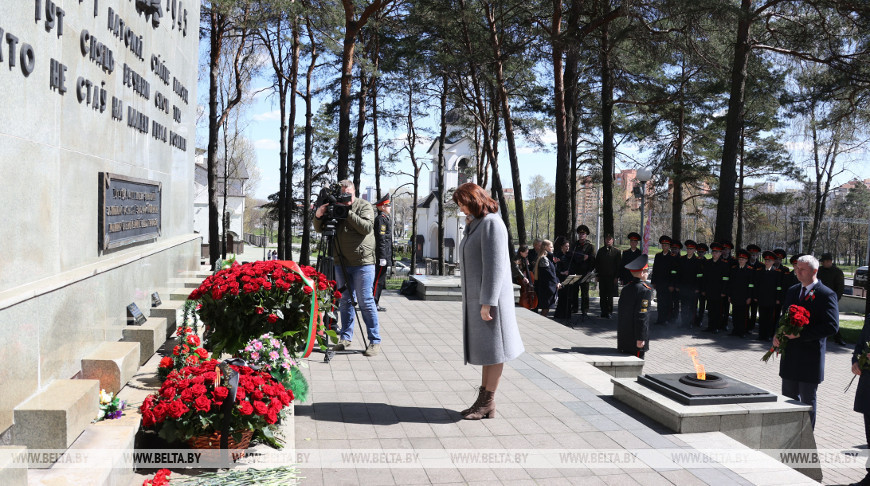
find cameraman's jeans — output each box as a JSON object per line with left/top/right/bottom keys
{"left": 335, "top": 265, "right": 381, "bottom": 344}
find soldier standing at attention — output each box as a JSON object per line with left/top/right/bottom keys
{"left": 677, "top": 240, "right": 702, "bottom": 328}
{"left": 595, "top": 234, "right": 621, "bottom": 318}
{"left": 617, "top": 255, "right": 653, "bottom": 359}
{"left": 669, "top": 240, "right": 683, "bottom": 321}
{"left": 755, "top": 251, "right": 782, "bottom": 341}
{"left": 695, "top": 243, "right": 709, "bottom": 326}
{"left": 651, "top": 236, "right": 673, "bottom": 325}
{"left": 773, "top": 249, "right": 792, "bottom": 323}
{"left": 702, "top": 243, "right": 729, "bottom": 334}
{"left": 817, "top": 253, "right": 847, "bottom": 346}
{"left": 747, "top": 244, "right": 764, "bottom": 332}
{"left": 573, "top": 225, "right": 596, "bottom": 316}
{"left": 720, "top": 240, "right": 735, "bottom": 329}
{"left": 727, "top": 249, "right": 756, "bottom": 338}
{"left": 620, "top": 232, "right": 642, "bottom": 285}
{"left": 372, "top": 193, "right": 393, "bottom": 312}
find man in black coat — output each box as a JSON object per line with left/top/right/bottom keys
{"left": 694, "top": 243, "right": 708, "bottom": 326}
{"left": 651, "top": 235, "right": 673, "bottom": 325}
{"left": 617, "top": 255, "right": 652, "bottom": 358}
{"left": 676, "top": 240, "right": 702, "bottom": 328}
{"left": 754, "top": 251, "right": 783, "bottom": 341}
{"left": 747, "top": 244, "right": 763, "bottom": 331}
{"left": 620, "top": 232, "right": 642, "bottom": 285}
{"left": 818, "top": 253, "right": 847, "bottom": 345}
{"left": 850, "top": 316, "right": 870, "bottom": 485}
{"left": 596, "top": 234, "right": 621, "bottom": 318}
{"left": 773, "top": 254, "right": 839, "bottom": 429}
{"left": 372, "top": 193, "right": 393, "bottom": 311}
{"left": 726, "top": 249, "right": 756, "bottom": 338}
{"left": 573, "top": 225, "right": 595, "bottom": 315}
{"left": 702, "top": 242, "right": 728, "bottom": 333}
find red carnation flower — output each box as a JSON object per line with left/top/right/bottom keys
{"left": 161, "top": 387, "right": 177, "bottom": 399}
{"left": 159, "top": 357, "right": 173, "bottom": 369}
{"left": 256, "top": 306, "right": 265, "bottom": 314}
{"left": 191, "top": 384, "right": 207, "bottom": 397}
{"left": 213, "top": 386, "right": 229, "bottom": 402}
{"left": 195, "top": 348, "right": 209, "bottom": 359}
{"left": 303, "top": 286, "right": 313, "bottom": 295}
{"left": 186, "top": 355, "right": 199, "bottom": 365}
{"left": 253, "top": 401, "right": 269, "bottom": 415}
{"left": 167, "top": 400, "right": 189, "bottom": 419}
{"left": 180, "top": 388, "right": 195, "bottom": 402}
{"left": 334, "top": 291, "right": 342, "bottom": 299}
{"left": 266, "top": 410, "right": 278, "bottom": 424}
{"left": 186, "top": 335, "right": 201, "bottom": 347}
{"left": 267, "top": 313, "right": 278, "bottom": 323}
{"left": 172, "top": 345, "right": 180, "bottom": 356}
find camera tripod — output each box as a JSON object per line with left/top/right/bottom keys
{"left": 315, "top": 230, "right": 369, "bottom": 363}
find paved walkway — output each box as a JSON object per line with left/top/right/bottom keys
{"left": 293, "top": 292, "right": 869, "bottom": 485}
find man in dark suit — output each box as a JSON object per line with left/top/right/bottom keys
{"left": 773, "top": 254, "right": 839, "bottom": 429}
{"left": 850, "top": 316, "right": 870, "bottom": 486}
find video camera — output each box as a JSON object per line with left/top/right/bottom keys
{"left": 315, "top": 183, "right": 352, "bottom": 236}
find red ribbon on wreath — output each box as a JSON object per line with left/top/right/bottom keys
{"left": 278, "top": 261, "right": 320, "bottom": 358}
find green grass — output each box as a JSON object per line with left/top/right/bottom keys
{"left": 839, "top": 317, "right": 867, "bottom": 345}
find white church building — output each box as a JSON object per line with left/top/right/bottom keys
{"left": 415, "top": 118, "right": 476, "bottom": 265}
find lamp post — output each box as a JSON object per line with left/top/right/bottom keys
{"left": 636, "top": 168, "right": 653, "bottom": 248}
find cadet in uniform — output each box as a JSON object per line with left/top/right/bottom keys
{"left": 573, "top": 225, "right": 596, "bottom": 316}
{"left": 373, "top": 193, "right": 393, "bottom": 311}
{"left": 617, "top": 255, "right": 653, "bottom": 358}
{"left": 747, "top": 244, "right": 763, "bottom": 331}
{"left": 669, "top": 240, "right": 683, "bottom": 320}
{"left": 720, "top": 240, "right": 735, "bottom": 328}
{"left": 677, "top": 240, "right": 702, "bottom": 328}
{"left": 818, "top": 253, "right": 847, "bottom": 345}
{"left": 755, "top": 250, "right": 782, "bottom": 341}
{"left": 695, "top": 243, "right": 709, "bottom": 326}
{"left": 773, "top": 249, "right": 791, "bottom": 323}
{"left": 595, "top": 233, "right": 621, "bottom": 318}
{"left": 727, "top": 249, "right": 756, "bottom": 338}
{"left": 702, "top": 243, "right": 729, "bottom": 333}
{"left": 651, "top": 236, "right": 673, "bottom": 325}
{"left": 620, "top": 232, "right": 642, "bottom": 285}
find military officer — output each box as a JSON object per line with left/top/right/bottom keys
{"left": 573, "top": 225, "right": 596, "bottom": 316}
{"left": 755, "top": 250, "right": 782, "bottom": 341}
{"left": 595, "top": 234, "right": 621, "bottom": 318}
{"left": 651, "top": 235, "right": 673, "bottom": 325}
{"left": 695, "top": 243, "right": 709, "bottom": 326}
{"left": 669, "top": 240, "right": 683, "bottom": 320}
{"left": 620, "top": 232, "right": 642, "bottom": 285}
{"left": 372, "top": 193, "right": 393, "bottom": 311}
{"left": 677, "top": 240, "right": 702, "bottom": 328}
{"left": 773, "top": 248, "right": 792, "bottom": 322}
{"left": 617, "top": 255, "right": 653, "bottom": 358}
{"left": 726, "top": 249, "right": 756, "bottom": 338}
{"left": 702, "top": 242, "right": 729, "bottom": 333}
{"left": 747, "top": 244, "right": 763, "bottom": 331}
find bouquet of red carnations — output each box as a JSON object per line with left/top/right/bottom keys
{"left": 157, "top": 326, "right": 209, "bottom": 380}
{"left": 762, "top": 304, "right": 811, "bottom": 362}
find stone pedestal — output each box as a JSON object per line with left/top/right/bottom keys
{"left": 149, "top": 300, "right": 185, "bottom": 332}
{"left": 123, "top": 318, "right": 170, "bottom": 365}
{"left": 81, "top": 342, "right": 140, "bottom": 394}
{"left": 13, "top": 380, "right": 100, "bottom": 450}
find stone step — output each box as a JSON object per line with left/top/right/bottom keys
{"left": 26, "top": 418, "right": 137, "bottom": 486}
{"left": 168, "top": 288, "right": 192, "bottom": 302}
{"left": 0, "top": 446, "right": 27, "bottom": 486}
{"left": 167, "top": 278, "right": 202, "bottom": 289}
{"left": 13, "top": 380, "right": 100, "bottom": 450}
{"left": 81, "top": 342, "right": 140, "bottom": 395}
{"left": 148, "top": 300, "right": 185, "bottom": 330}
{"left": 122, "top": 318, "right": 170, "bottom": 366}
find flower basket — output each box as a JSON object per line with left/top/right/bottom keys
{"left": 188, "top": 261, "right": 339, "bottom": 358}
{"left": 186, "top": 429, "right": 253, "bottom": 450}
{"left": 239, "top": 333, "right": 310, "bottom": 403}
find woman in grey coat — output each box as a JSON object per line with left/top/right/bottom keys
{"left": 454, "top": 183, "right": 525, "bottom": 420}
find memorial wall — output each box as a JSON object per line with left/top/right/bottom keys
{"left": 0, "top": 0, "right": 201, "bottom": 435}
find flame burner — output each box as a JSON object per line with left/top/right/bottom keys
{"left": 638, "top": 373, "right": 777, "bottom": 405}
{"left": 679, "top": 373, "right": 727, "bottom": 389}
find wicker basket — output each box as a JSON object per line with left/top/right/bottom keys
{"left": 186, "top": 429, "right": 253, "bottom": 449}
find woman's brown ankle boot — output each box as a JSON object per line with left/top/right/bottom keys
{"left": 463, "top": 390, "right": 495, "bottom": 420}
{"left": 460, "top": 387, "right": 485, "bottom": 416}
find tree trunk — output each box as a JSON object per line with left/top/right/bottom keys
{"left": 337, "top": 25, "right": 358, "bottom": 182}
{"left": 714, "top": 0, "right": 752, "bottom": 243}
{"left": 371, "top": 35, "right": 381, "bottom": 199}
{"left": 436, "top": 75, "right": 447, "bottom": 275}
{"left": 551, "top": 0, "right": 571, "bottom": 239}
{"left": 207, "top": 9, "right": 225, "bottom": 269}
{"left": 300, "top": 18, "right": 318, "bottom": 266}
{"left": 353, "top": 65, "right": 370, "bottom": 194}
{"left": 671, "top": 95, "right": 685, "bottom": 242}
{"left": 736, "top": 125, "right": 745, "bottom": 249}
{"left": 407, "top": 86, "right": 420, "bottom": 276}
{"left": 598, "top": 1, "right": 615, "bottom": 241}
{"left": 285, "top": 21, "right": 300, "bottom": 261}
{"left": 485, "top": 1, "right": 526, "bottom": 245}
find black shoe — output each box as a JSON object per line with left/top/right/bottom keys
{"left": 834, "top": 336, "right": 846, "bottom": 346}
{"left": 377, "top": 306, "right": 386, "bottom": 312}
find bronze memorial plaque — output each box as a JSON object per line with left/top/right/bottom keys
{"left": 99, "top": 172, "right": 162, "bottom": 250}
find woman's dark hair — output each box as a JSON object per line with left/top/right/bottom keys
{"left": 452, "top": 183, "right": 499, "bottom": 218}
{"left": 554, "top": 236, "right": 568, "bottom": 251}
{"left": 515, "top": 245, "right": 529, "bottom": 260}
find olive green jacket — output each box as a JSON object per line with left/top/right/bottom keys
{"left": 313, "top": 197, "right": 376, "bottom": 266}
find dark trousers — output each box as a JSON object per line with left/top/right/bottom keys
{"left": 705, "top": 294, "right": 722, "bottom": 331}
{"left": 758, "top": 305, "right": 777, "bottom": 340}
{"left": 600, "top": 279, "right": 616, "bottom": 316}
{"left": 578, "top": 282, "right": 589, "bottom": 313}
{"left": 720, "top": 296, "right": 731, "bottom": 331}
{"left": 679, "top": 288, "right": 698, "bottom": 328}
{"left": 373, "top": 264, "right": 388, "bottom": 305}
{"left": 749, "top": 300, "right": 759, "bottom": 331}
{"left": 555, "top": 284, "right": 572, "bottom": 318}
{"left": 696, "top": 294, "right": 707, "bottom": 325}
{"left": 731, "top": 301, "right": 749, "bottom": 335}
{"left": 782, "top": 378, "right": 818, "bottom": 429}
{"left": 656, "top": 286, "right": 672, "bottom": 324}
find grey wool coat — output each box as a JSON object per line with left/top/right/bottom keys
{"left": 459, "top": 213, "right": 525, "bottom": 365}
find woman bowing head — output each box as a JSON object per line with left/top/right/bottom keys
{"left": 453, "top": 183, "right": 525, "bottom": 420}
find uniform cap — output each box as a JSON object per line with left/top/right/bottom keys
{"left": 820, "top": 253, "right": 833, "bottom": 261}
{"left": 659, "top": 235, "right": 671, "bottom": 244}
{"left": 697, "top": 243, "right": 709, "bottom": 252}
{"left": 747, "top": 244, "right": 761, "bottom": 253}
{"left": 670, "top": 240, "right": 683, "bottom": 249}
{"left": 576, "top": 224, "right": 590, "bottom": 235}
{"left": 722, "top": 240, "right": 734, "bottom": 249}
{"left": 375, "top": 193, "right": 391, "bottom": 207}
{"left": 627, "top": 232, "right": 641, "bottom": 241}
{"left": 684, "top": 239, "right": 697, "bottom": 249}
{"left": 789, "top": 253, "right": 803, "bottom": 264}
{"left": 625, "top": 254, "right": 649, "bottom": 271}
{"left": 762, "top": 251, "right": 776, "bottom": 261}
{"left": 710, "top": 242, "right": 723, "bottom": 251}
{"left": 736, "top": 249, "right": 750, "bottom": 259}
{"left": 773, "top": 249, "right": 787, "bottom": 258}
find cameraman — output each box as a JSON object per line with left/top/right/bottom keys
{"left": 314, "top": 180, "right": 382, "bottom": 357}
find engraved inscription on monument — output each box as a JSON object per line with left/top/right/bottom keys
{"left": 99, "top": 172, "right": 162, "bottom": 250}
